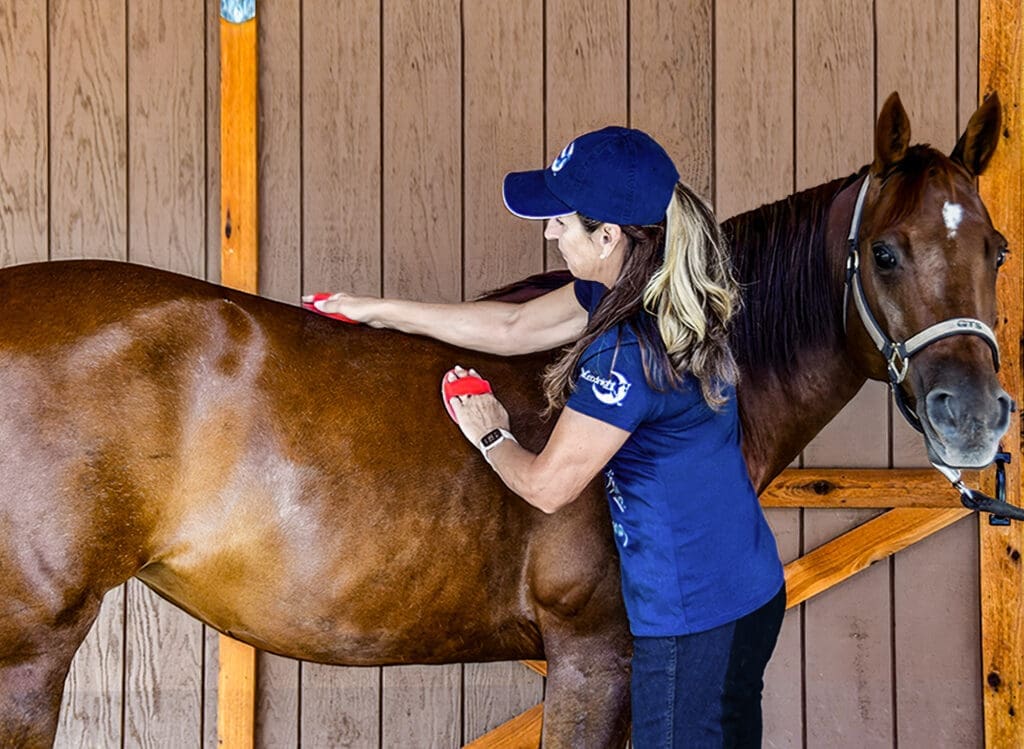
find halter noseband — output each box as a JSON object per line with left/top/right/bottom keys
{"left": 843, "top": 175, "right": 1022, "bottom": 522}
{"left": 843, "top": 174, "right": 1001, "bottom": 433}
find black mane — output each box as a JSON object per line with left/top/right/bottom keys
{"left": 725, "top": 172, "right": 861, "bottom": 375}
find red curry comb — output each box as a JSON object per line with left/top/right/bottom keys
{"left": 301, "top": 293, "right": 358, "bottom": 324}
{"left": 441, "top": 369, "right": 493, "bottom": 424}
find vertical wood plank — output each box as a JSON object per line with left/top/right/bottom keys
{"left": 247, "top": 2, "right": 304, "bottom": 741}
{"left": 300, "top": 665, "right": 380, "bottom": 748}
{"left": 300, "top": 1, "right": 384, "bottom": 741}
{"left": 130, "top": 0, "right": 205, "bottom": 277}
{"left": 891, "top": 7, "right": 983, "bottom": 738}
{"left": 382, "top": 0, "right": 461, "bottom": 302}
{"left": 124, "top": 579, "right": 205, "bottom": 748}
{"left": 122, "top": 2, "right": 208, "bottom": 747}
{"left": 629, "top": 0, "right": 714, "bottom": 198}
{"left": 381, "top": 2, "right": 463, "bottom": 744}
{"left": 545, "top": 0, "right": 626, "bottom": 269}
{"left": 762, "top": 510, "right": 802, "bottom": 749}
{"left": 460, "top": 9, "right": 548, "bottom": 735}
{"left": 0, "top": 0, "right": 47, "bottom": 265}
{"left": 302, "top": 0, "right": 381, "bottom": 297}
{"left": 256, "top": 0, "right": 302, "bottom": 305}
{"left": 793, "top": 2, "right": 895, "bottom": 745}
{"left": 55, "top": 590, "right": 125, "bottom": 749}
{"left": 220, "top": 14, "right": 259, "bottom": 292}
{"left": 382, "top": 666, "right": 461, "bottom": 748}
{"left": 714, "top": 0, "right": 793, "bottom": 220}
{"left": 716, "top": 2, "right": 796, "bottom": 745}
{"left": 49, "top": 0, "right": 126, "bottom": 259}
{"left": 462, "top": 0, "right": 545, "bottom": 300}
{"left": 979, "top": 0, "right": 1024, "bottom": 744}
{"left": 48, "top": 3, "right": 129, "bottom": 745}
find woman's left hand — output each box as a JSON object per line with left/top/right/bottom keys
{"left": 446, "top": 366, "right": 511, "bottom": 447}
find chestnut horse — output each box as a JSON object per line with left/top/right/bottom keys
{"left": 0, "top": 93, "right": 1010, "bottom": 748}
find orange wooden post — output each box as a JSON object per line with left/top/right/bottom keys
{"left": 979, "top": 1, "right": 1023, "bottom": 745}
{"left": 217, "top": 1, "right": 258, "bottom": 747}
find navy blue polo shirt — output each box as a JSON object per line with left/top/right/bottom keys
{"left": 567, "top": 280, "right": 783, "bottom": 637}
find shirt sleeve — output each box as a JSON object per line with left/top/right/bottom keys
{"left": 565, "top": 336, "right": 656, "bottom": 432}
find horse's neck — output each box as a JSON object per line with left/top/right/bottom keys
{"left": 737, "top": 176, "right": 868, "bottom": 491}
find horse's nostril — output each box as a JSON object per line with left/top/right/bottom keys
{"left": 926, "top": 390, "right": 957, "bottom": 425}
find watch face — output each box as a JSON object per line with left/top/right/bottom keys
{"left": 481, "top": 429, "right": 502, "bottom": 447}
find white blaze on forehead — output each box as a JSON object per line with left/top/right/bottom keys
{"left": 942, "top": 201, "right": 963, "bottom": 238}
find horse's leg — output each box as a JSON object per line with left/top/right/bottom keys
{"left": 0, "top": 591, "right": 103, "bottom": 749}
{"left": 539, "top": 621, "right": 632, "bottom": 749}
{"left": 528, "top": 496, "right": 633, "bottom": 749}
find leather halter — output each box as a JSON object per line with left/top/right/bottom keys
{"left": 842, "top": 174, "right": 1022, "bottom": 521}
{"left": 843, "top": 174, "right": 1000, "bottom": 433}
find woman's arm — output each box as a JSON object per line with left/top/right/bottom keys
{"left": 488, "top": 408, "right": 629, "bottom": 513}
{"left": 447, "top": 367, "right": 629, "bottom": 512}
{"left": 307, "top": 282, "right": 586, "bottom": 356}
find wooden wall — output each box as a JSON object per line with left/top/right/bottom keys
{"left": 0, "top": 0, "right": 985, "bottom": 746}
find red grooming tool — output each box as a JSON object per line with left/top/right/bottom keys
{"left": 302, "top": 293, "right": 358, "bottom": 324}
{"left": 441, "top": 369, "right": 493, "bottom": 424}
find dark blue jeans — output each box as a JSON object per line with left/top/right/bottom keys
{"left": 630, "top": 584, "right": 786, "bottom": 748}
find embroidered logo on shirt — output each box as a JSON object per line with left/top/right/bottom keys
{"left": 580, "top": 367, "right": 631, "bottom": 406}
{"left": 550, "top": 141, "right": 575, "bottom": 173}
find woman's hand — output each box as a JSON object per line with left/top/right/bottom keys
{"left": 446, "top": 366, "right": 511, "bottom": 446}
{"left": 301, "top": 292, "right": 381, "bottom": 326}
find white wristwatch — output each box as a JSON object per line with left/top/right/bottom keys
{"left": 479, "top": 428, "right": 518, "bottom": 462}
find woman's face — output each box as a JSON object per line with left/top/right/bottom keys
{"left": 544, "top": 214, "right": 608, "bottom": 281}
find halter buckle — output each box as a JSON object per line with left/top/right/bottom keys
{"left": 887, "top": 347, "right": 909, "bottom": 383}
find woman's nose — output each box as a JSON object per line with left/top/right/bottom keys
{"left": 544, "top": 219, "right": 558, "bottom": 239}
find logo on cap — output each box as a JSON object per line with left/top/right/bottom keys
{"left": 550, "top": 141, "right": 575, "bottom": 173}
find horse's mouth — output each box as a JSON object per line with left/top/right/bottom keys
{"left": 920, "top": 411, "right": 1005, "bottom": 470}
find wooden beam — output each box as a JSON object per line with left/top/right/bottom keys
{"left": 979, "top": 1, "right": 1023, "bottom": 745}
{"left": 217, "top": 1, "right": 258, "bottom": 747}
{"left": 784, "top": 507, "right": 970, "bottom": 607}
{"left": 761, "top": 468, "right": 969, "bottom": 508}
{"left": 463, "top": 703, "right": 544, "bottom": 749}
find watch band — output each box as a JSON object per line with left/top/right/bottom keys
{"left": 479, "top": 428, "right": 518, "bottom": 461}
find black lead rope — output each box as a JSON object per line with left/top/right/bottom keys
{"left": 933, "top": 454, "right": 1022, "bottom": 523}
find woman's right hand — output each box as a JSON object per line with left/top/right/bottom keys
{"left": 301, "top": 292, "right": 381, "bottom": 326}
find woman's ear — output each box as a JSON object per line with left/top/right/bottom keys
{"left": 599, "top": 223, "right": 622, "bottom": 259}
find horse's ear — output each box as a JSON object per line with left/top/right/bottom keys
{"left": 951, "top": 92, "right": 1001, "bottom": 176}
{"left": 873, "top": 92, "right": 911, "bottom": 176}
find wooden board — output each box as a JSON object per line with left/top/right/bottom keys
{"left": 715, "top": 2, "right": 797, "bottom": 743}
{"left": 49, "top": 0, "right": 126, "bottom": 260}
{"left": 461, "top": 5, "right": 547, "bottom": 736}
{"left": 797, "top": 3, "right": 889, "bottom": 738}
{"left": 629, "top": 0, "right": 713, "bottom": 197}
{"left": 0, "top": 0, "right": 47, "bottom": 265}
{"left": 544, "top": 0, "right": 626, "bottom": 270}
{"left": 979, "top": 0, "right": 1024, "bottom": 744}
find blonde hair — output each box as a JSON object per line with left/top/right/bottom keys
{"left": 641, "top": 183, "right": 739, "bottom": 407}
{"left": 542, "top": 182, "right": 739, "bottom": 413}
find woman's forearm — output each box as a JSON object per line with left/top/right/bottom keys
{"left": 363, "top": 298, "right": 522, "bottom": 354}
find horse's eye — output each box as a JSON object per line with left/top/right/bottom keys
{"left": 872, "top": 242, "right": 898, "bottom": 270}
{"left": 997, "top": 247, "right": 1010, "bottom": 269}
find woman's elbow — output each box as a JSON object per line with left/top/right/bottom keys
{"left": 521, "top": 480, "right": 577, "bottom": 514}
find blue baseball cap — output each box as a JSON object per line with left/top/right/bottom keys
{"left": 502, "top": 126, "right": 680, "bottom": 226}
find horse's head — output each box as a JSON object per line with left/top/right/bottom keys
{"left": 844, "top": 92, "right": 1012, "bottom": 469}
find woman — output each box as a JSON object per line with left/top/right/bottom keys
{"left": 307, "top": 126, "right": 785, "bottom": 748}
